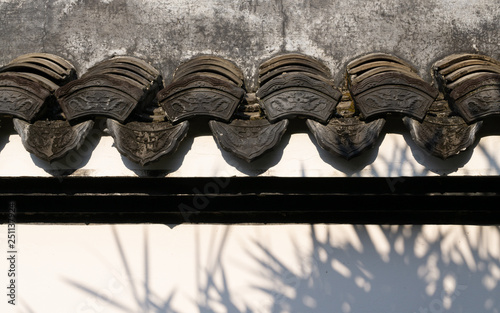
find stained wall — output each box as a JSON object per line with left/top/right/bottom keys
{"left": 2, "top": 0, "right": 500, "bottom": 177}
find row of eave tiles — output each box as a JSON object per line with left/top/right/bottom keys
{"left": 0, "top": 51, "right": 499, "bottom": 165}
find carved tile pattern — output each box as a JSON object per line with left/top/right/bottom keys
{"left": 403, "top": 99, "right": 482, "bottom": 159}
{"left": 209, "top": 119, "right": 289, "bottom": 162}
{"left": 0, "top": 88, "right": 42, "bottom": 119}
{"left": 0, "top": 75, "right": 51, "bottom": 121}
{"left": 158, "top": 75, "right": 245, "bottom": 123}
{"left": 169, "top": 90, "right": 234, "bottom": 114}
{"left": 454, "top": 86, "right": 500, "bottom": 123}
{"left": 106, "top": 119, "right": 189, "bottom": 166}
{"left": 56, "top": 75, "right": 143, "bottom": 122}
{"left": 355, "top": 85, "right": 435, "bottom": 121}
{"left": 66, "top": 89, "right": 134, "bottom": 120}
{"left": 257, "top": 73, "right": 341, "bottom": 123}
{"left": 13, "top": 118, "right": 94, "bottom": 162}
{"left": 349, "top": 71, "right": 438, "bottom": 121}
{"left": 306, "top": 117, "right": 385, "bottom": 159}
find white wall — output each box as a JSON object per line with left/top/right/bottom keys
{"left": 1, "top": 224, "right": 499, "bottom": 313}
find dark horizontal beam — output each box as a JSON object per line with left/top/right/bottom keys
{"left": 0, "top": 176, "right": 499, "bottom": 225}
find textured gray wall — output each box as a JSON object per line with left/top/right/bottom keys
{"left": 1, "top": 0, "right": 500, "bottom": 90}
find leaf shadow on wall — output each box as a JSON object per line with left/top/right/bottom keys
{"left": 63, "top": 226, "right": 179, "bottom": 313}
{"left": 59, "top": 224, "right": 500, "bottom": 313}
{"left": 198, "top": 225, "right": 500, "bottom": 313}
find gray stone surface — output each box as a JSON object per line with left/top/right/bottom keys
{"left": 1, "top": 0, "right": 500, "bottom": 89}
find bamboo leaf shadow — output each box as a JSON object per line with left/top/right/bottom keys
{"left": 59, "top": 224, "right": 500, "bottom": 313}
{"left": 241, "top": 225, "right": 500, "bottom": 313}
{"left": 62, "top": 225, "right": 179, "bottom": 313}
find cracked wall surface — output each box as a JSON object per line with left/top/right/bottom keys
{"left": 2, "top": 0, "right": 500, "bottom": 88}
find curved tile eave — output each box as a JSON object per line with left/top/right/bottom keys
{"left": 1, "top": 51, "right": 500, "bottom": 172}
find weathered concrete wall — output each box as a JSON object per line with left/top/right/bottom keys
{"left": 2, "top": 0, "right": 500, "bottom": 89}
{"left": 2, "top": 0, "right": 500, "bottom": 177}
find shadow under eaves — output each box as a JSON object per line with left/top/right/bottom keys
{"left": 402, "top": 127, "right": 477, "bottom": 176}
{"left": 244, "top": 225, "right": 500, "bottom": 313}
{"left": 120, "top": 131, "right": 194, "bottom": 178}
{"left": 120, "top": 117, "right": 219, "bottom": 177}
{"left": 30, "top": 121, "right": 104, "bottom": 177}
{"left": 216, "top": 117, "right": 382, "bottom": 177}
{"left": 216, "top": 120, "right": 293, "bottom": 176}
{"left": 405, "top": 115, "right": 500, "bottom": 176}
{"left": 0, "top": 117, "right": 13, "bottom": 153}
{"left": 401, "top": 115, "right": 500, "bottom": 176}
{"left": 308, "top": 128, "right": 384, "bottom": 176}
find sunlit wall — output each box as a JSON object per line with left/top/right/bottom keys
{"left": 0, "top": 224, "right": 498, "bottom": 313}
